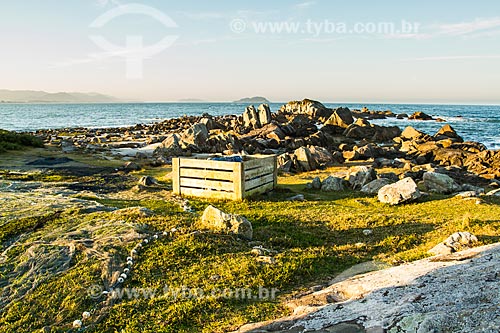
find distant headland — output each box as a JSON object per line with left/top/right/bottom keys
{"left": 233, "top": 96, "right": 270, "bottom": 104}
{"left": 0, "top": 89, "right": 119, "bottom": 103}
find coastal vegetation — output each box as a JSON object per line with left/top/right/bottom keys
{"left": 0, "top": 129, "right": 44, "bottom": 153}
{"left": 1, "top": 147, "right": 499, "bottom": 332}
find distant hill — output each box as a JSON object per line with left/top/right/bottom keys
{"left": 0, "top": 89, "right": 120, "bottom": 103}
{"left": 233, "top": 96, "right": 270, "bottom": 104}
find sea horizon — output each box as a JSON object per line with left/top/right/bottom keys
{"left": 2, "top": 101, "right": 500, "bottom": 106}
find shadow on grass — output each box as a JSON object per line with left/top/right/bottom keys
{"left": 478, "top": 234, "right": 500, "bottom": 243}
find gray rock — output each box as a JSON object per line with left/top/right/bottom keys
{"left": 423, "top": 172, "right": 461, "bottom": 194}
{"left": 454, "top": 191, "right": 478, "bottom": 198}
{"left": 444, "top": 231, "right": 478, "bottom": 251}
{"left": 378, "top": 177, "right": 421, "bottom": 205}
{"left": 321, "top": 176, "right": 345, "bottom": 192}
{"left": 257, "top": 104, "right": 272, "bottom": 126}
{"left": 429, "top": 232, "right": 478, "bottom": 255}
{"left": 153, "top": 123, "right": 210, "bottom": 158}
{"left": 287, "top": 194, "right": 305, "bottom": 201}
{"left": 182, "top": 123, "right": 209, "bottom": 147}
{"left": 199, "top": 117, "right": 218, "bottom": 130}
{"left": 460, "top": 184, "right": 484, "bottom": 194}
{"left": 400, "top": 126, "right": 428, "bottom": 141}
{"left": 323, "top": 107, "right": 354, "bottom": 128}
{"left": 294, "top": 146, "right": 314, "bottom": 171}
{"left": 153, "top": 133, "right": 183, "bottom": 157}
{"left": 361, "top": 178, "right": 392, "bottom": 195}
{"left": 434, "top": 124, "right": 463, "bottom": 142}
{"left": 311, "top": 177, "right": 322, "bottom": 190}
{"left": 123, "top": 161, "right": 141, "bottom": 171}
{"left": 378, "top": 172, "right": 399, "bottom": 182}
{"left": 308, "top": 146, "right": 338, "bottom": 168}
{"left": 348, "top": 166, "right": 376, "bottom": 190}
{"left": 200, "top": 205, "right": 253, "bottom": 240}
{"left": 243, "top": 105, "right": 261, "bottom": 129}
{"left": 408, "top": 111, "right": 434, "bottom": 120}
{"left": 138, "top": 175, "right": 158, "bottom": 186}
{"left": 280, "top": 99, "right": 331, "bottom": 121}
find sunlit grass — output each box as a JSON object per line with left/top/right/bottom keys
{"left": 0, "top": 165, "right": 499, "bottom": 332}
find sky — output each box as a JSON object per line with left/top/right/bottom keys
{"left": 1, "top": 0, "right": 500, "bottom": 103}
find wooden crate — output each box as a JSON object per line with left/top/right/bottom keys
{"left": 172, "top": 154, "right": 277, "bottom": 200}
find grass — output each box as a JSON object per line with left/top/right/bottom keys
{"left": 0, "top": 165, "right": 499, "bottom": 332}
{"left": 0, "top": 129, "right": 44, "bottom": 153}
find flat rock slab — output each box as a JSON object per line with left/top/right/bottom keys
{"left": 26, "top": 157, "right": 74, "bottom": 166}
{"left": 235, "top": 243, "right": 500, "bottom": 333}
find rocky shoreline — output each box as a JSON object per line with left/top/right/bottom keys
{"left": 31, "top": 99, "right": 500, "bottom": 195}
{"left": 2, "top": 99, "right": 500, "bottom": 332}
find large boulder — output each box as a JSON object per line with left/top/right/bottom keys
{"left": 378, "top": 177, "right": 421, "bottom": 205}
{"left": 321, "top": 176, "right": 345, "bottom": 192}
{"left": 429, "top": 232, "right": 478, "bottom": 255}
{"left": 199, "top": 117, "right": 219, "bottom": 131}
{"left": 308, "top": 146, "right": 338, "bottom": 167}
{"left": 361, "top": 178, "right": 393, "bottom": 195}
{"left": 432, "top": 148, "right": 472, "bottom": 167}
{"left": 400, "top": 126, "right": 431, "bottom": 141}
{"left": 200, "top": 205, "right": 253, "bottom": 240}
{"left": 294, "top": 146, "right": 315, "bottom": 171}
{"left": 464, "top": 150, "right": 500, "bottom": 179}
{"left": 153, "top": 133, "right": 184, "bottom": 157}
{"left": 323, "top": 107, "right": 354, "bottom": 128}
{"left": 343, "top": 122, "right": 400, "bottom": 142}
{"left": 348, "top": 166, "right": 376, "bottom": 190}
{"left": 244, "top": 123, "right": 286, "bottom": 143}
{"left": 257, "top": 104, "right": 272, "bottom": 126}
{"left": 154, "top": 123, "right": 211, "bottom": 157}
{"left": 243, "top": 105, "right": 261, "bottom": 129}
{"left": 423, "top": 172, "right": 461, "bottom": 194}
{"left": 434, "top": 124, "right": 463, "bottom": 142}
{"left": 182, "top": 123, "right": 209, "bottom": 148}
{"left": 279, "top": 99, "right": 332, "bottom": 121}
{"left": 291, "top": 146, "right": 340, "bottom": 172}
{"left": 207, "top": 132, "right": 243, "bottom": 154}
{"left": 408, "top": 111, "right": 434, "bottom": 121}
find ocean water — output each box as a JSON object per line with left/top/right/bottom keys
{"left": 0, "top": 102, "right": 499, "bottom": 149}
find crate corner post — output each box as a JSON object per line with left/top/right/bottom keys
{"left": 233, "top": 161, "right": 245, "bottom": 200}
{"left": 172, "top": 157, "right": 181, "bottom": 195}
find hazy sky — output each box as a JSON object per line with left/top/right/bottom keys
{"left": 1, "top": 0, "right": 500, "bottom": 103}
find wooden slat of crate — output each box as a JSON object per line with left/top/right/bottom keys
{"left": 179, "top": 158, "right": 235, "bottom": 171}
{"left": 245, "top": 174, "right": 275, "bottom": 191}
{"left": 179, "top": 187, "right": 236, "bottom": 200}
{"left": 244, "top": 182, "right": 274, "bottom": 196}
{"left": 244, "top": 164, "right": 275, "bottom": 180}
{"left": 244, "top": 156, "right": 275, "bottom": 169}
{"left": 180, "top": 177, "right": 234, "bottom": 192}
{"left": 180, "top": 168, "right": 234, "bottom": 181}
